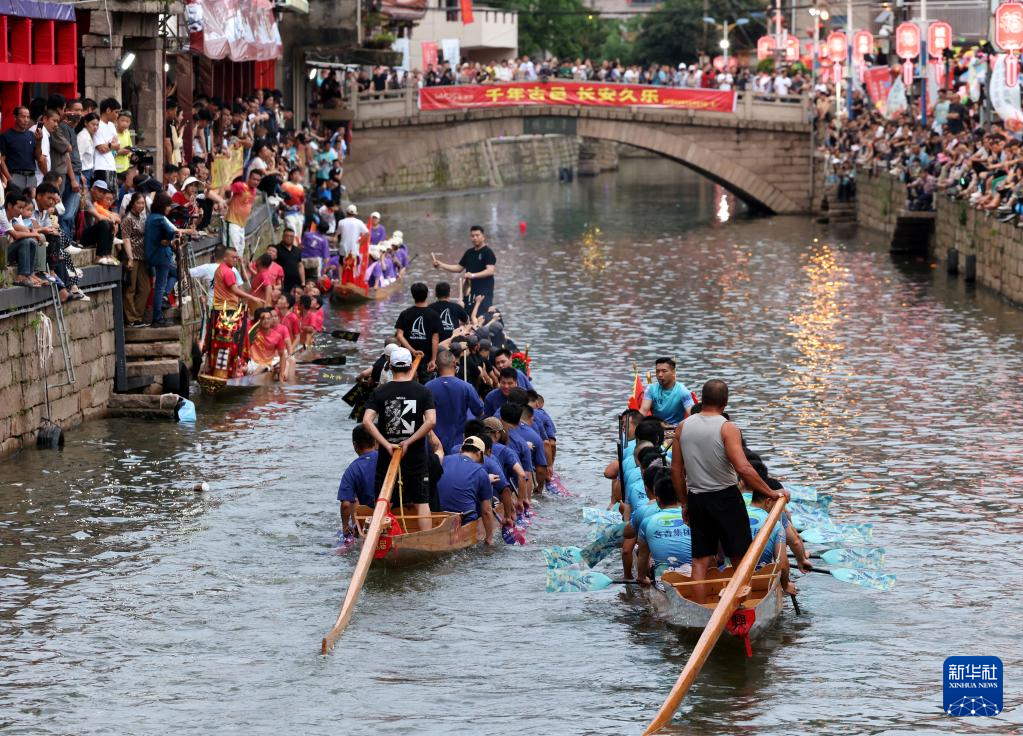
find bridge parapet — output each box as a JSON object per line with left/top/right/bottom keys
{"left": 334, "top": 86, "right": 809, "bottom": 128}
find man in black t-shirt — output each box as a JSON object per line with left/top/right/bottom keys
{"left": 428, "top": 281, "right": 469, "bottom": 341}
{"left": 275, "top": 228, "right": 304, "bottom": 293}
{"left": 362, "top": 347, "right": 437, "bottom": 531}
{"left": 431, "top": 224, "right": 497, "bottom": 311}
{"left": 946, "top": 93, "right": 968, "bottom": 135}
{"left": 395, "top": 282, "right": 442, "bottom": 378}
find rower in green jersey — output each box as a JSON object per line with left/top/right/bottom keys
{"left": 636, "top": 476, "right": 693, "bottom": 585}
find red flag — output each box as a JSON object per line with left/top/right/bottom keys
{"left": 461, "top": 0, "right": 474, "bottom": 24}
{"left": 627, "top": 369, "right": 644, "bottom": 411}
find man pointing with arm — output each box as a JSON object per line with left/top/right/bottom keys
{"left": 432, "top": 224, "right": 497, "bottom": 311}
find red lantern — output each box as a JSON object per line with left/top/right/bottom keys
{"left": 895, "top": 22, "right": 921, "bottom": 60}
{"left": 712, "top": 55, "right": 725, "bottom": 71}
{"left": 785, "top": 36, "right": 799, "bottom": 62}
{"left": 902, "top": 59, "right": 915, "bottom": 85}
{"left": 827, "top": 31, "right": 848, "bottom": 63}
{"left": 928, "top": 21, "right": 952, "bottom": 58}
{"left": 853, "top": 30, "right": 873, "bottom": 63}
{"left": 757, "top": 35, "right": 777, "bottom": 61}
{"left": 996, "top": 3, "right": 1023, "bottom": 51}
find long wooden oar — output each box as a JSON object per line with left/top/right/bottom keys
{"left": 321, "top": 448, "right": 403, "bottom": 655}
{"left": 642, "top": 496, "right": 787, "bottom": 734}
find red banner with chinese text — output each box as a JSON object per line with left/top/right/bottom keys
{"left": 419, "top": 82, "right": 737, "bottom": 113}
{"left": 863, "top": 66, "right": 894, "bottom": 110}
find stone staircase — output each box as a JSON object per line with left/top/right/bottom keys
{"left": 123, "top": 324, "right": 185, "bottom": 395}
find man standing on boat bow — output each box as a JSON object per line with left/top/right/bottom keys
{"left": 431, "top": 224, "right": 497, "bottom": 311}
{"left": 670, "top": 380, "right": 786, "bottom": 602}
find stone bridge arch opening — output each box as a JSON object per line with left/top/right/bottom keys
{"left": 345, "top": 109, "right": 812, "bottom": 214}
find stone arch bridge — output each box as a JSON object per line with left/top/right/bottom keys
{"left": 341, "top": 95, "right": 813, "bottom": 214}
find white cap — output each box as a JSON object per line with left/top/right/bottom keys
{"left": 370, "top": 211, "right": 381, "bottom": 220}
{"left": 91, "top": 179, "right": 109, "bottom": 191}
{"left": 392, "top": 230, "right": 404, "bottom": 244}
{"left": 346, "top": 204, "right": 358, "bottom": 215}
{"left": 180, "top": 176, "right": 202, "bottom": 189}
{"left": 383, "top": 343, "right": 401, "bottom": 357}
{"left": 389, "top": 347, "right": 413, "bottom": 368}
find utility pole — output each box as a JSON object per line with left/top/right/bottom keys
{"left": 846, "top": 0, "right": 853, "bottom": 119}
{"left": 921, "top": 0, "right": 928, "bottom": 126}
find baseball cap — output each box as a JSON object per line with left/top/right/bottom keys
{"left": 466, "top": 333, "right": 479, "bottom": 348}
{"left": 389, "top": 347, "right": 413, "bottom": 368}
{"left": 346, "top": 204, "right": 358, "bottom": 215}
{"left": 370, "top": 211, "right": 381, "bottom": 219}
{"left": 478, "top": 338, "right": 492, "bottom": 351}
{"left": 461, "top": 436, "right": 486, "bottom": 454}
{"left": 482, "top": 417, "right": 504, "bottom": 433}
{"left": 92, "top": 180, "right": 109, "bottom": 191}
{"left": 383, "top": 343, "right": 400, "bottom": 357}
{"left": 180, "top": 176, "right": 202, "bottom": 189}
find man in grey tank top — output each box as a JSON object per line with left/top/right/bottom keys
{"left": 670, "top": 379, "right": 787, "bottom": 603}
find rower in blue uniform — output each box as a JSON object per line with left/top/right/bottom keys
{"left": 636, "top": 477, "right": 693, "bottom": 584}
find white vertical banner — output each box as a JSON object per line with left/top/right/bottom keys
{"left": 391, "top": 37, "right": 410, "bottom": 71}
{"left": 441, "top": 38, "right": 461, "bottom": 67}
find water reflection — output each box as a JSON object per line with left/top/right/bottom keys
{"left": 2, "top": 159, "right": 1023, "bottom": 735}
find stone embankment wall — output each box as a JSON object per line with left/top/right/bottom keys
{"left": 0, "top": 292, "right": 115, "bottom": 456}
{"left": 853, "top": 168, "right": 907, "bottom": 238}
{"left": 851, "top": 168, "right": 1023, "bottom": 305}
{"left": 359, "top": 134, "right": 580, "bottom": 195}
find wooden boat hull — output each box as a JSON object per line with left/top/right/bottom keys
{"left": 354, "top": 506, "right": 481, "bottom": 568}
{"left": 644, "top": 565, "right": 784, "bottom": 640}
{"left": 331, "top": 272, "right": 406, "bottom": 304}
{"left": 197, "top": 357, "right": 297, "bottom": 395}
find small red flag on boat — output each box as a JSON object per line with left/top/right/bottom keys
{"left": 627, "top": 367, "right": 644, "bottom": 411}
{"left": 726, "top": 607, "right": 756, "bottom": 657}
{"left": 461, "top": 0, "right": 474, "bottom": 24}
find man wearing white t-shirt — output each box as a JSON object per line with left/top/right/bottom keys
{"left": 92, "top": 97, "right": 121, "bottom": 188}
{"left": 773, "top": 74, "right": 792, "bottom": 97}
{"left": 338, "top": 204, "right": 368, "bottom": 259}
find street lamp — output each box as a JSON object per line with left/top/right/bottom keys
{"left": 703, "top": 16, "right": 749, "bottom": 69}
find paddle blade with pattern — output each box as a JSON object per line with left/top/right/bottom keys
{"left": 542, "top": 545, "right": 584, "bottom": 568}
{"left": 801, "top": 523, "right": 873, "bottom": 545}
{"left": 824, "top": 567, "right": 896, "bottom": 591}
{"left": 580, "top": 522, "right": 626, "bottom": 567}
{"left": 330, "top": 329, "right": 360, "bottom": 342}
{"left": 546, "top": 569, "right": 620, "bottom": 593}
{"left": 819, "top": 547, "right": 886, "bottom": 570}
{"left": 582, "top": 507, "right": 621, "bottom": 525}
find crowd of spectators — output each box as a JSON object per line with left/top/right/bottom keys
{"left": 0, "top": 84, "right": 363, "bottom": 332}
{"left": 815, "top": 85, "right": 1014, "bottom": 217}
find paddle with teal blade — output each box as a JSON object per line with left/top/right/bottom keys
{"left": 801, "top": 523, "right": 873, "bottom": 545}
{"left": 542, "top": 546, "right": 584, "bottom": 568}
{"left": 582, "top": 507, "right": 621, "bottom": 525}
{"left": 580, "top": 522, "right": 626, "bottom": 567}
{"left": 790, "top": 546, "right": 886, "bottom": 570}
{"left": 784, "top": 483, "right": 819, "bottom": 503}
{"left": 805, "top": 566, "right": 896, "bottom": 591}
{"left": 546, "top": 569, "right": 638, "bottom": 593}
{"left": 819, "top": 547, "right": 886, "bottom": 570}
{"left": 789, "top": 510, "right": 834, "bottom": 530}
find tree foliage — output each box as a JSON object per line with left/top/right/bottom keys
{"left": 489, "top": 0, "right": 605, "bottom": 59}
{"left": 632, "top": 0, "right": 767, "bottom": 65}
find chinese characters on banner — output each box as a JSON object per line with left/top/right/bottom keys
{"left": 419, "top": 82, "right": 737, "bottom": 113}
{"left": 863, "top": 66, "right": 894, "bottom": 111}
